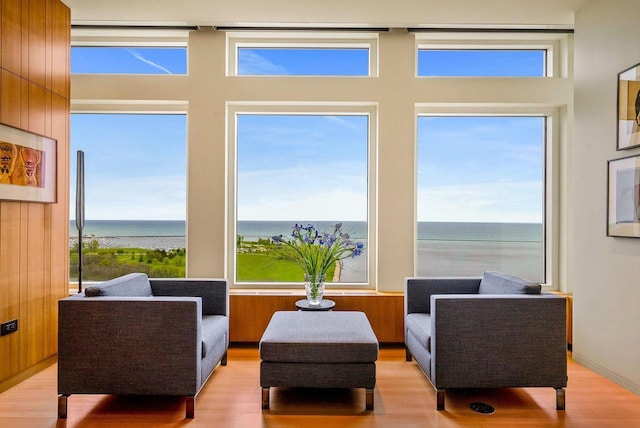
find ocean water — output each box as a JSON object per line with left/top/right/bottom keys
{"left": 69, "top": 220, "right": 186, "bottom": 250}
{"left": 418, "top": 222, "right": 543, "bottom": 282}
{"left": 70, "top": 220, "right": 186, "bottom": 237}
{"left": 238, "top": 220, "right": 367, "bottom": 241}
{"left": 69, "top": 220, "right": 544, "bottom": 282}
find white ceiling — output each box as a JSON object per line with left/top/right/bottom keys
{"left": 61, "top": 0, "right": 594, "bottom": 29}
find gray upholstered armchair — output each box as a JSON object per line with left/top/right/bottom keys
{"left": 58, "top": 273, "right": 229, "bottom": 419}
{"left": 404, "top": 271, "right": 567, "bottom": 410}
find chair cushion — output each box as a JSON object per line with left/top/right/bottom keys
{"left": 405, "top": 313, "right": 431, "bottom": 352}
{"left": 478, "top": 271, "right": 541, "bottom": 295}
{"left": 259, "top": 311, "right": 378, "bottom": 363}
{"left": 84, "top": 273, "right": 153, "bottom": 297}
{"left": 201, "top": 315, "right": 229, "bottom": 359}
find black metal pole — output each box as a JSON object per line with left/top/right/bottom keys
{"left": 78, "top": 226, "right": 83, "bottom": 292}
{"left": 75, "top": 150, "right": 85, "bottom": 293}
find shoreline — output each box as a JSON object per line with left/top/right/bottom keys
{"left": 69, "top": 235, "right": 186, "bottom": 250}
{"left": 69, "top": 234, "right": 543, "bottom": 282}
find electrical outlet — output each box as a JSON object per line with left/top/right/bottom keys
{"left": 1, "top": 319, "right": 18, "bottom": 336}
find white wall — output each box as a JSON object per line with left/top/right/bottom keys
{"left": 572, "top": 0, "right": 640, "bottom": 394}
{"left": 63, "top": 0, "right": 585, "bottom": 29}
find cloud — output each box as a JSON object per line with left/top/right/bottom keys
{"left": 323, "top": 115, "right": 367, "bottom": 131}
{"left": 237, "top": 165, "right": 367, "bottom": 221}
{"left": 78, "top": 174, "right": 186, "bottom": 220}
{"left": 239, "top": 187, "right": 367, "bottom": 222}
{"left": 237, "top": 50, "right": 288, "bottom": 75}
{"left": 126, "top": 49, "right": 174, "bottom": 74}
{"left": 417, "top": 181, "right": 543, "bottom": 223}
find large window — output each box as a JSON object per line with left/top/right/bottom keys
{"left": 414, "top": 32, "right": 562, "bottom": 78}
{"left": 233, "top": 112, "right": 370, "bottom": 285}
{"left": 227, "top": 31, "right": 379, "bottom": 77}
{"left": 237, "top": 48, "right": 369, "bottom": 76}
{"left": 69, "top": 114, "right": 187, "bottom": 282}
{"left": 71, "top": 47, "right": 187, "bottom": 74}
{"left": 416, "top": 116, "right": 545, "bottom": 283}
{"left": 418, "top": 49, "right": 546, "bottom": 77}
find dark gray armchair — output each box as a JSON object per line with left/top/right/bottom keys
{"left": 58, "top": 273, "right": 228, "bottom": 419}
{"left": 404, "top": 271, "right": 567, "bottom": 410}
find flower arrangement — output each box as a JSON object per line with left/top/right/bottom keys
{"left": 272, "top": 223, "right": 364, "bottom": 303}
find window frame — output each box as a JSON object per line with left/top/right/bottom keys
{"left": 226, "top": 102, "right": 378, "bottom": 289}
{"left": 71, "top": 27, "right": 189, "bottom": 75}
{"left": 414, "top": 32, "right": 566, "bottom": 78}
{"left": 68, "top": 110, "right": 189, "bottom": 287}
{"left": 226, "top": 31, "right": 379, "bottom": 77}
{"left": 414, "top": 105, "right": 560, "bottom": 288}
{"left": 417, "top": 48, "right": 548, "bottom": 77}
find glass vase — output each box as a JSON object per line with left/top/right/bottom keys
{"left": 304, "top": 274, "right": 326, "bottom": 305}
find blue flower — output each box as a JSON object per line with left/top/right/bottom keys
{"left": 351, "top": 241, "right": 364, "bottom": 257}
{"left": 292, "top": 224, "right": 303, "bottom": 237}
{"left": 267, "top": 223, "right": 365, "bottom": 277}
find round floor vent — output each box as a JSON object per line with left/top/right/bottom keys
{"left": 469, "top": 402, "right": 495, "bottom": 414}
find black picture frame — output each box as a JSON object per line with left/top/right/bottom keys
{"left": 607, "top": 154, "right": 640, "bottom": 237}
{"left": 617, "top": 61, "right": 640, "bottom": 150}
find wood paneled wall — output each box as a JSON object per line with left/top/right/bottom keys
{"left": 0, "top": 0, "right": 70, "bottom": 386}
{"left": 229, "top": 293, "right": 405, "bottom": 343}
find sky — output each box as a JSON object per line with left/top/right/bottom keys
{"left": 70, "top": 46, "right": 544, "bottom": 223}
{"left": 70, "top": 113, "right": 187, "bottom": 220}
{"left": 237, "top": 114, "right": 368, "bottom": 221}
{"left": 417, "top": 116, "right": 543, "bottom": 223}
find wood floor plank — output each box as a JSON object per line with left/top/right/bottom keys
{"left": 0, "top": 348, "right": 639, "bottom": 427}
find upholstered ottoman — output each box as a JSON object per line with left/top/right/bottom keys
{"left": 259, "top": 311, "right": 379, "bottom": 410}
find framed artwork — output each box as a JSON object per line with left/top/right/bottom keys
{"left": 0, "top": 123, "right": 57, "bottom": 203}
{"left": 617, "top": 61, "right": 640, "bottom": 150}
{"left": 607, "top": 154, "right": 640, "bottom": 237}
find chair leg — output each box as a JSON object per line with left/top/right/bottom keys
{"left": 436, "top": 389, "right": 446, "bottom": 410}
{"left": 405, "top": 347, "right": 412, "bottom": 362}
{"left": 555, "top": 387, "right": 566, "bottom": 410}
{"left": 262, "top": 387, "right": 270, "bottom": 410}
{"left": 186, "top": 396, "right": 195, "bottom": 418}
{"left": 221, "top": 351, "right": 228, "bottom": 366}
{"left": 365, "top": 388, "right": 374, "bottom": 410}
{"left": 57, "top": 394, "right": 68, "bottom": 419}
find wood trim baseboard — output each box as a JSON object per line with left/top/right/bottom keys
{"left": 0, "top": 355, "right": 57, "bottom": 394}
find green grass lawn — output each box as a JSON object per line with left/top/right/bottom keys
{"left": 237, "top": 253, "right": 301, "bottom": 281}
{"left": 70, "top": 243, "right": 335, "bottom": 282}
{"left": 237, "top": 247, "right": 336, "bottom": 282}
{"left": 70, "top": 246, "right": 186, "bottom": 281}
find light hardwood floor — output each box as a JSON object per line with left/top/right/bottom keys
{"left": 1, "top": 347, "right": 639, "bottom": 427}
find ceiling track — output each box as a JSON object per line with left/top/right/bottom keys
{"left": 407, "top": 27, "right": 574, "bottom": 34}
{"left": 71, "top": 24, "right": 573, "bottom": 34}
